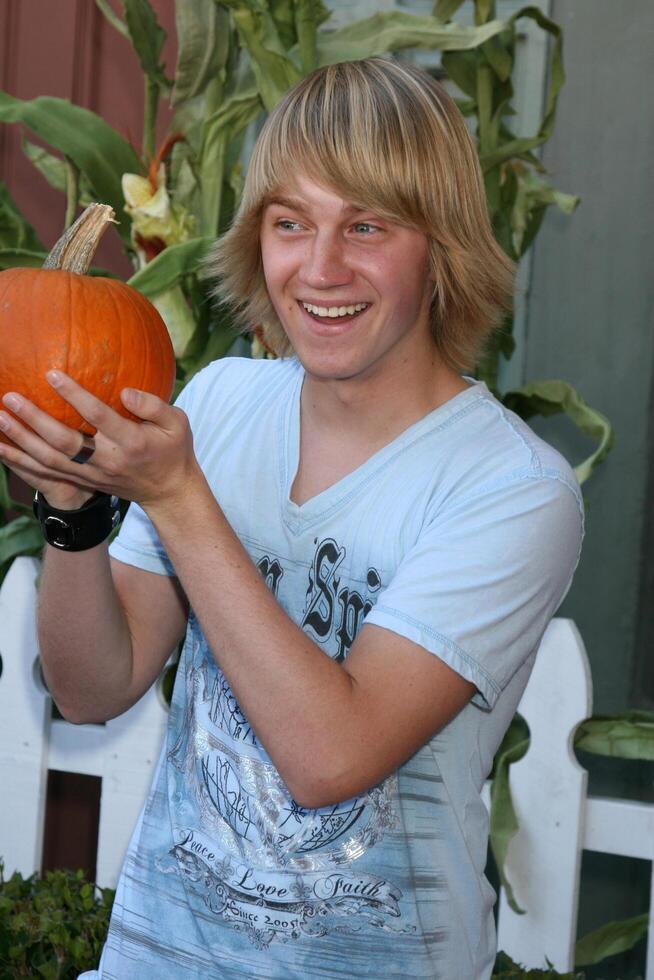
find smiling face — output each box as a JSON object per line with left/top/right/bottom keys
{"left": 259, "top": 176, "right": 436, "bottom": 386}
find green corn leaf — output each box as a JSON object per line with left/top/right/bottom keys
{"left": 172, "top": 1, "right": 230, "bottom": 106}
{"left": 220, "top": 0, "right": 301, "bottom": 111}
{"left": 94, "top": 0, "right": 129, "bottom": 37}
{"left": 510, "top": 166, "right": 579, "bottom": 258}
{"left": 0, "top": 180, "right": 43, "bottom": 252}
{"left": 151, "top": 284, "right": 198, "bottom": 359}
{"left": 484, "top": 32, "right": 513, "bottom": 82}
{"left": 0, "top": 248, "right": 47, "bottom": 270}
{"left": 0, "top": 516, "right": 43, "bottom": 570}
{"left": 0, "top": 465, "right": 32, "bottom": 517}
{"left": 22, "top": 139, "right": 95, "bottom": 208}
{"left": 270, "top": 0, "right": 296, "bottom": 50}
{"left": 574, "top": 711, "right": 654, "bottom": 760}
{"left": 317, "top": 12, "right": 507, "bottom": 66}
{"left": 294, "top": 0, "right": 330, "bottom": 73}
{"left": 123, "top": 0, "right": 171, "bottom": 90}
{"left": 441, "top": 49, "right": 479, "bottom": 100}
{"left": 510, "top": 7, "right": 564, "bottom": 148}
{"left": 127, "top": 238, "right": 214, "bottom": 297}
{"left": 433, "top": 0, "right": 467, "bottom": 22}
{"left": 489, "top": 715, "right": 530, "bottom": 914}
{"left": 575, "top": 912, "right": 648, "bottom": 967}
{"left": 0, "top": 248, "right": 116, "bottom": 277}
{"left": 502, "top": 380, "right": 614, "bottom": 484}
{"left": 180, "top": 316, "right": 239, "bottom": 380}
{"left": 22, "top": 139, "right": 67, "bottom": 195}
{"left": 295, "top": 0, "right": 318, "bottom": 74}
{"left": 480, "top": 6, "right": 563, "bottom": 174}
{"left": 0, "top": 92, "right": 139, "bottom": 244}
{"left": 198, "top": 89, "right": 263, "bottom": 236}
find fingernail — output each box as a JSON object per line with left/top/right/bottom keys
{"left": 3, "top": 393, "right": 22, "bottom": 411}
{"left": 46, "top": 370, "right": 63, "bottom": 387}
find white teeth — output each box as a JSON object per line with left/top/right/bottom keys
{"left": 302, "top": 302, "right": 368, "bottom": 318}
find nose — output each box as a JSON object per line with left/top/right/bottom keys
{"left": 298, "top": 232, "right": 354, "bottom": 290}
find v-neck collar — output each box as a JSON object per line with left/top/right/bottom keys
{"left": 277, "top": 360, "right": 488, "bottom": 535}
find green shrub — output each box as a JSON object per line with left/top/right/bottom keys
{"left": 0, "top": 863, "right": 114, "bottom": 979}
{"left": 493, "top": 951, "right": 586, "bottom": 978}
{"left": 0, "top": 861, "right": 588, "bottom": 980}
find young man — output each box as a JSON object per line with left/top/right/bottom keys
{"left": 0, "top": 59, "right": 583, "bottom": 978}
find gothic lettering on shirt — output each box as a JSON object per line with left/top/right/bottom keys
{"left": 256, "top": 538, "right": 382, "bottom": 661}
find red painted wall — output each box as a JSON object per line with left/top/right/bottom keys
{"left": 1, "top": 0, "right": 177, "bottom": 276}
{"left": 0, "top": 0, "right": 178, "bottom": 878}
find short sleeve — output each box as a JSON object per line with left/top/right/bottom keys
{"left": 364, "top": 475, "right": 584, "bottom": 710}
{"left": 108, "top": 373, "right": 201, "bottom": 577}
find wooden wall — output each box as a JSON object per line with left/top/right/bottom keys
{"left": 0, "top": 0, "right": 177, "bottom": 276}
{"left": 0, "top": 0, "right": 178, "bottom": 878}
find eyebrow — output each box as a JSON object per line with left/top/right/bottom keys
{"left": 264, "top": 194, "right": 368, "bottom": 217}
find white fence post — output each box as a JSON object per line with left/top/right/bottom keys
{"left": 0, "top": 555, "right": 169, "bottom": 889}
{"left": 496, "top": 618, "right": 593, "bottom": 972}
{"left": 2, "top": 557, "right": 654, "bottom": 975}
{"left": 0, "top": 556, "right": 49, "bottom": 878}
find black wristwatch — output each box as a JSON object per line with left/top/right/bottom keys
{"left": 33, "top": 490, "right": 121, "bottom": 552}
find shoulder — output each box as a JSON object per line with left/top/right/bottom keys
{"left": 174, "top": 355, "right": 301, "bottom": 419}
{"left": 436, "top": 381, "right": 583, "bottom": 512}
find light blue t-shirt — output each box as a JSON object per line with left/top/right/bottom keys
{"left": 92, "top": 356, "right": 583, "bottom": 979}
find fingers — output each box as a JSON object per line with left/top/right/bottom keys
{"left": 0, "top": 435, "right": 94, "bottom": 493}
{"left": 45, "top": 371, "right": 176, "bottom": 433}
{"left": 46, "top": 370, "right": 134, "bottom": 439}
{"left": 0, "top": 392, "right": 96, "bottom": 473}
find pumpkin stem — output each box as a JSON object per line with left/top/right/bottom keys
{"left": 43, "top": 203, "right": 117, "bottom": 274}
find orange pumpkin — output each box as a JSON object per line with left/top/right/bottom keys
{"left": 0, "top": 203, "right": 176, "bottom": 443}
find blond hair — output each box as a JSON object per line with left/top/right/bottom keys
{"left": 207, "top": 57, "right": 515, "bottom": 372}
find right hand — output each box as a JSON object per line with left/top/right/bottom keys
{"left": 0, "top": 392, "right": 96, "bottom": 511}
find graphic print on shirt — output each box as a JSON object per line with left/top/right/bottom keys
{"left": 159, "top": 537, "right": 414, "bottom": 950}
{"left": 302, "top": 537, "right": 382, "bottom": 661}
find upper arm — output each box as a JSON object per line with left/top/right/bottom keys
{"left": 110, "top": 557, "right": 189, "bottom": 707}
{"left": 309, "top": 476, "right": 582, "bottom": 806}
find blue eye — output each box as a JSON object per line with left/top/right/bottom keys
{"left": 276, "top": 219, "right": 302, "bottom": 231}
{"left": 353, "top": 222, "right": 378, "bottom": 234}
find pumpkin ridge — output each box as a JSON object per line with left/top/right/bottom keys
{"left": 0, "top": 204, "right": 176, "bottom": 440}
{"left": 136, "top": 286, "right": 162, "bottom": 405}
{"left": 106, "top": 277, "right": 126, "bottom": 416}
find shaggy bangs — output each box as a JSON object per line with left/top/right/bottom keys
{"left": 207, "top": 57, "right": 515, "bottom": 370}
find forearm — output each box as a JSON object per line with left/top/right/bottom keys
{"left": 38, "top": 541, "right": 134, "bottom": 723}
{"left": 146, "top": 476, "right": 360, "bottom": 806}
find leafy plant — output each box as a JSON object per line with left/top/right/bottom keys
{"left": 0, "top": 863, "right": 114, "bottom": 979}
{"left": 0, "top": 2, "right": 625, "bottom": 970}
{"left": 0, "top": 0, "right": 612, "bottom": 585}
{"left": 490, "top": 709, "right": 654, "bottom": 964}
{"left": 493, "top": 951, "right": 585, "bottom": 978}
{"left": 0, "top": 862, "right": 587, "bottom": 979}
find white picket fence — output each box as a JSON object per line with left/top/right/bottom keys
{"left": 1, "top": 555, "right": 652, "bottom": 975}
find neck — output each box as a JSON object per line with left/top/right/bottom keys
{"left": 299, "top": 351, "right": 471, "bottom": 447}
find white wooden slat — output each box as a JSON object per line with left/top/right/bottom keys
{"left": 583, "top": 796, "right": 654, "bottom": 860}
{"left": 96, "top": 685, "right": 168, "bottom": 889}
{"left": 648, "top": 863, "right": 654, "bottom": 980}
{"left": 0, "top": 557, "right": 50, "bottom": 878}
{"left": 496, "top": 618, "right": 593, "bottom": 973}
{"left": 2, "top": 556, "right": 654, "bottom": 976}
{"left": 49, "top": 719, "right": 108, "bottom": 777}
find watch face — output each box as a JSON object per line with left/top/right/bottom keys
{"left": 44, "top": 515, "right": 73, "bottom": 549}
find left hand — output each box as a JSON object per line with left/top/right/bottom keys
{"left": 0, "top": 370, "right": 200, "bottom": 510}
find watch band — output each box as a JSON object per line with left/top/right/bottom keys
{"left": 33, "top": 490, "right": 121, "bottom": 552}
